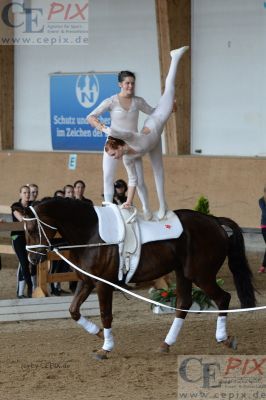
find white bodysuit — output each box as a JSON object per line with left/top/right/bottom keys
{"left": 87, "top": 95, "right": 154, "bottom": 212}
{"left": 109, "top": 46, "right": 189, "bottom": 218}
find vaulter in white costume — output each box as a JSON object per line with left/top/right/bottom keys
{"left": 105, "top": 46, "right": 189, "bottom": 220}
{"left": 87, "top": 72, "right": 155, "bottom": 219}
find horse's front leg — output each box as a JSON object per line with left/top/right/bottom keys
{"left": 70, "top": 278, "right": 104, "bottom": 340}
{"left": 95, "top": 282, "right": 114, "bottom": 360}
{"left": 160, "top": 271, "right": 192, "bottom": 353}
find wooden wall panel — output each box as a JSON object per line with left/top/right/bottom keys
{"left": 0, "top": 45, "right": 14, "bottom": 150}
{"left": 0, "top": 150, "right": 265, "bottom": 228}
{"left": 155, "top": 0, "right": 191, "bottom": 155}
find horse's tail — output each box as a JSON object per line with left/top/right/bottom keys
{"left": 217, "top": 217, "right": 256, "bottom": 308}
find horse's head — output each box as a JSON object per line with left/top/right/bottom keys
{"left": 23, "top": 205, "right": 57, "bottom": 265}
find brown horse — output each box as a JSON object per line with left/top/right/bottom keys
{"left": 22, "top": 197, "right": 255, "bottom": 359}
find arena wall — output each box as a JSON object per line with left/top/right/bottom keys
{"left": 0, "top": 151, "right": 265, "bottom": 228}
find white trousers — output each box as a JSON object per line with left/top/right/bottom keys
{"left": 102, "top": 151, "right": 151, "bottom": 213}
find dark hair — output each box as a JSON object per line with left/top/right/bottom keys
{"left": 105, "top": 136, "right": 125, "bottom": 152}
{"left": 54, "top": 190, "right": 64, "bottom": 197}
{"left": 114, "top": 179, "right": 128, "bottom": 191}
{"left": 118, "top": 70, "right": 135, "bottom": 83}
{"left": 73, "top": 180, "right": 86, "bottom": 188}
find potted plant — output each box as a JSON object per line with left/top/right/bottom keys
{"left": 149, "top": 279, "right": 224, "bottom": 314}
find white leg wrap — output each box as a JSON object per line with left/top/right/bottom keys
{"left": 216, "top": 316, "right": 228, "bottom": 342}
{"left": 77, "top": 316, "right": 100, "bottom": 335}
{"left": 102, "top": 328, "right": 114, "bottom": 351}
{"left": 165, "top": 317, "right": 184, "bottom": 346}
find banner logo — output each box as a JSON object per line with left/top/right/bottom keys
{"left": 76, "top": 75, "right": 99, "bottom": 109}
{"left": 0, "top": 0, "right": 89, "bottom": 45}
{"left": 178, "top": 355, "right": 266, "bottom": 399}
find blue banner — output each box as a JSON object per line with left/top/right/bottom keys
{"left": 50, "top": 73, "right": 118, "bottom": 151}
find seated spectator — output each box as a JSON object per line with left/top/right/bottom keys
{"left": 73, "top": 180, "right": 93, "bottom": 205}
{"left": 64, "top": 184, "right": 74, "bottom": 198}
{"left": 113, "top": 179, "right": 128, "bottom": 205}
{"left": 28, "top": 183, "right": 39, "bottom": 202}
{"left": 54, "top": 189, "right": 64, "bottom": 197}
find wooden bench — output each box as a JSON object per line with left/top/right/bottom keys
{"left": 36, "top": 250, "right": 81, "bottom": 297}
{"left": 0, "top": 219, "right": 81, "bottom": 298}
{"left": 0, "top": 294, "right": 99, "bottom": 322}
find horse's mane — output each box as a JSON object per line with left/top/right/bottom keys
{"left": 37, "top": 196, "right": 92, "bottom": 207}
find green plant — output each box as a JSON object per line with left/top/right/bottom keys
{"left": 149, "top": 279, "right": 224, "bottom": 310}
{"left": 194, "top": 196, "right": 210, "bottom": 215}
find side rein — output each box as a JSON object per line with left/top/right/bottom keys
{"left": 23, "top": 206, "right": 121, "bottom": 257}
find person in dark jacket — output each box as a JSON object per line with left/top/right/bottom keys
{"left": 258, "top": 187, "right": 266, "bottom": 273}
{"left": 113, "top": 179, "right": 128, "bottom": 205}
{"left": 11, "top": 185, "right": 34, "bottom": 298}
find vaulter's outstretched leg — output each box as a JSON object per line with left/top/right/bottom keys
{"left": 152, "top": 46, "right": 189, "bottom": 126}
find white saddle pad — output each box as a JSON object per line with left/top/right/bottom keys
{"left": 137, "top": 210, "right": 183, "bottom": 243}
{"left": 94, "top": 204, "right": 125, "bottom": 245}
{"left": 94, "top": 204, "right": 183, "bottom": 283}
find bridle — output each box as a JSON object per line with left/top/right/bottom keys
{"left": 23, "top": 206, "right": 122, "bottom": 257}
{"left": 23, "top": 206, "right": 57, "bottom": 255}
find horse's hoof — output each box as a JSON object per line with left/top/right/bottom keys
{"left": 94, "top": 349, "right": 109, "bottom": 360}
{"left": 159, "top": 342, "right": 170, "bottom": 353}
{"left": 96, "top": 329, "right": 104, "bottom": 340}
{"left": 222, "top": 336, "right": 237, "bottom": 350}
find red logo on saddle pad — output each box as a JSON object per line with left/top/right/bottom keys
{"left": 165, "top": 224, "right": 172, "bottom": 229}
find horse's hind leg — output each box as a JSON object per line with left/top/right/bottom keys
{"left": 160, "top": 271, "right": 192, "bottom": 353}
{"left": 198, "top": 280, "right": 237, "bottom": 349}
{"left": 69, "top": 278, "right": 103, "bottom": 339}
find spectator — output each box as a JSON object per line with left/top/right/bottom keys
{"left": 73, "top": 180, "right": 93, "bottom": 205}
{"left": 11, "top": 185, "right": 36, "bottom": 298}
{"left": 54, "top": 189, "right": 64, "bottom": 197}
{"left": 113, "top": 179, "right": 128, "bottom": 205}
{"left": 258, "top": 186, "right": 266, "bottom": 273}
{"left": 28, "top": 183, "right": 39, "bottom": 202}
{"left": 64, "top": 184, "right": 74, "bottom": 198}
